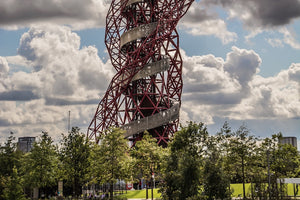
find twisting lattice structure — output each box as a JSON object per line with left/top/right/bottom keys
{"left": 88, "top": 0, "right": 194, "bottom": 146}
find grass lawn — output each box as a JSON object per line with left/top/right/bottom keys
{"left": 231, "top": 183, "right": 300, "bottom": 197}
{"left": 119, "top": 184, "right": 300, "bottom": 199}
{"left": 118, "top": 188, "right": 161, "bottom": 199}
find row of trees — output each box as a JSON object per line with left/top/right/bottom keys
{"left": 0, "top": 128, "right": 93, "bottom": 199}
{"left": 0, "top": 122, "right": 299, "bottom": 200}
{"left": 161, "top": 122, "right": 300, "bottom": 199}
{"left": 0, "top": 127, "right": 160, "bottom": 200}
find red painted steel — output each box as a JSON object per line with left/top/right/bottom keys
{"left": 87, "top": 0, "right": 194, "bottom": 146}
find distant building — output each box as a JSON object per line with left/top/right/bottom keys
{"left": 17, "top": 137, "right": 35, "bottom": 153}
{"left": 279, "top": 137, "right": 297, "bottom": 149}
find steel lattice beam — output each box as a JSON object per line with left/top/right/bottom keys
{"left": 87, "top": 0, "right": 194, "bottom": 146}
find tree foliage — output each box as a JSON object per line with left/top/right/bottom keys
{"left": 219, "top": 124, "right": 257, "bottom": 198}
{"left": 160, "top": 122, "right": 208, "bottom": 200}
{"left": 88, "top": 127, "right": 130, "bottom": 200}
{"left": 131, "top": 131, "right": 165, "bottom": 199}
{"left": 0, "top": 132, "right": 23, "bottom": 199}
{"left": 0, "top": 122, "right": 298, "bottom": 200}
{"left": 0, "top": 132, "right": 21, "bottom": 177}
{"left": 21, "top": 131, "right": 58, "bottom": 197}
{"left": 203, "top": 135, "right": 231, "bottom": 200}
{"left": 2, "top": 166, "right": 27, "bottom": 200}
{"left": 60, "top": 127, "right": 91, "bottom": 197}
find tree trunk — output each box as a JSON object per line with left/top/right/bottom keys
{"left": 151, "top": 176, "right": 154, "bottom": 200}
{"left": 242, "top": 156, "right": 246, "bottom": 199}
{"left": 110, "top": 181, "right": 114, "bottom": 200}
{"left": 146, "top": 180, "right": 148, "bottom": 200}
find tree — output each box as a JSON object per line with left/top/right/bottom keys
{"left": 130, "top": 132, "right": 165, "bottom": 200}
{"left": 247, "top": 141, "right": 268, "bottom": 199}
{"left": 96, "top": 127, "right": 130, "bottom": 200}
{"left": 0, "top": 132, "right": 22, "bottom": 199}
{"left": 60, "top": 127, "right": 91, "bottom": 197}
{"left": 203, "top": 136, "right": 231, "bottom": 200}
{"left": 0, "top": 132, "right": 21, "bottom": 176}
{"left": 225, "top": 124, "right": 257, "bottom": 199}
{"left": 160, "top": 122, "right": 208, "bottom": 200}
{"left": 88, "top": 143, "right": 105, "bottom": 185}
{"left": 21, "top": 132, "right": 58, "bottom": 198}
{"left": 270, "top": 134, "right": 300, "bottom": 199}
{"left": 2, "top": 166, "right": 27, "bottom": 200}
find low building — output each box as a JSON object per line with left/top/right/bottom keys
{"left": 279, "top": 137, "right": 297, "bottom": 149}
{"left": 17, "top": 137, "right": 35, "bottom": 153}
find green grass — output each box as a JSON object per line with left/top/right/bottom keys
{"left": 286, "top": 183, "right": 300, "bottom": 196}
{"left": 119, "top": 184, "right": 300, "bottom": 199}
{"left": 118, "top": 188, "right": 161, "bottom": 199}
{"left": 231, "top": 183, "right": 300, "bottom": 197}
{"left": 231, "top": 183, "right": 252, "bottom": 197}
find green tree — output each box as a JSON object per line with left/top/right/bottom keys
{"left": 88, "top": 143, "right": 105, "bottom": 185}
{"left": 2, "top": 166, "right": 27, "bottom": 200}
{"left": 96, "top": 127, "right": 130, "bottom": 200}
{"left": 0, "top": 132, "right": 23, "bottom": 199}
{"left": 270, "top": 134, "right": 299, "bottom": 199}
{"left": 0, "top": 132, "right": 21, "bottom": 176}
{"left": 21, "top": 132, "right": 58, "bottom": 198}
{"left": 131, "top": 132, "right": 165, "bottom": 200}
{"left": 215, "top": 122, "right": 234, "bottom": 183}
{"left": 60, "top": 127, "right": 91, "bottom": 197}
{"left": 256, "top": 133, "right": 300, "bottom": 199}
{"left": 160, "top": 122, "right": 208, "bottom": 200}
{"left": 247, "top": 140, "right": 268, "bottom": 199}
{"left": 203, "top": 136, "right": 231, "bottom": 200}
{"left": 225, "top": 124, "right": 257, "bottom": 199}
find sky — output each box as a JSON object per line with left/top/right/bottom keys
{"left": 0, "top": 0, "right": 299, "bottom": 148}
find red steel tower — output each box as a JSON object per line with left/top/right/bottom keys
{"left": 87, "top": 0, "right": 194, "bottom": 146}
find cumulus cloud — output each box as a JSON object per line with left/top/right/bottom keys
{"left": 0, "top": 25, "right": 115, "bottom": 142}
{"left": 0, "top": 24, "right": 114, "bottom": 138}
{"left": 181, "top": 46, "right": 299, "bottom": 125}
{"left": 182, "top": 46, "right": 261, "bottom": 105}
{"left": 0, "top": 0, "right": 109, "bottom": 30}
{"left": 288, "top": 63, "right": 300, "bottom": 82}
{"left": 224, "top": 47, "right": 261, "bottom": 86}
{"left": 0, "top": 100, "right": 98, "bottom": 143}
{"left": 15, "top": 25, "right": 114, "bottom": 102}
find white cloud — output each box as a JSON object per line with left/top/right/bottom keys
{"left": 0, "top": 56, "right": 9, "bottom": 76}
{"left": 13, "top": 25, "right": 114, "bottom": 102}
{"left": 279, "top": 27, "right": 300, "bottom": 49}
{"left": 199, "top": 0, "right": 300, "bottom": 49}
{"left": 0, "top": 0, "right": 110, "bottom": 30}
{"left": 224, "top": 46, "right": 261, "bottom": 86}
{"left": 0, "top": 100, "right": 97, "bottom": 144}
{"left": 0, "top": 57, "right": 10, "bottom": 93}
{"left": 0, "top": 24, "right": 115, "bottom": 140}
{"left": 288, "top": 63, "right": 300, "bottom": 82}
{"left": 180, "top": 19, "right": 237, "bottom": 44}
{"left": 203, "top": 0, "right": 300, "bottom": 30}
{"left": 181, "top": 46, "right": 299, "bottom": 125}
{"left": 267, "top": 38, "right": 284, "bottom": 48}
{"left": 181, "top": 2, "right": 237, "bottom": 44}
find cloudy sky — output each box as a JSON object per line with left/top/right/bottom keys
{"left": 0, "top": 0, "right": 299, "bottom": 148}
